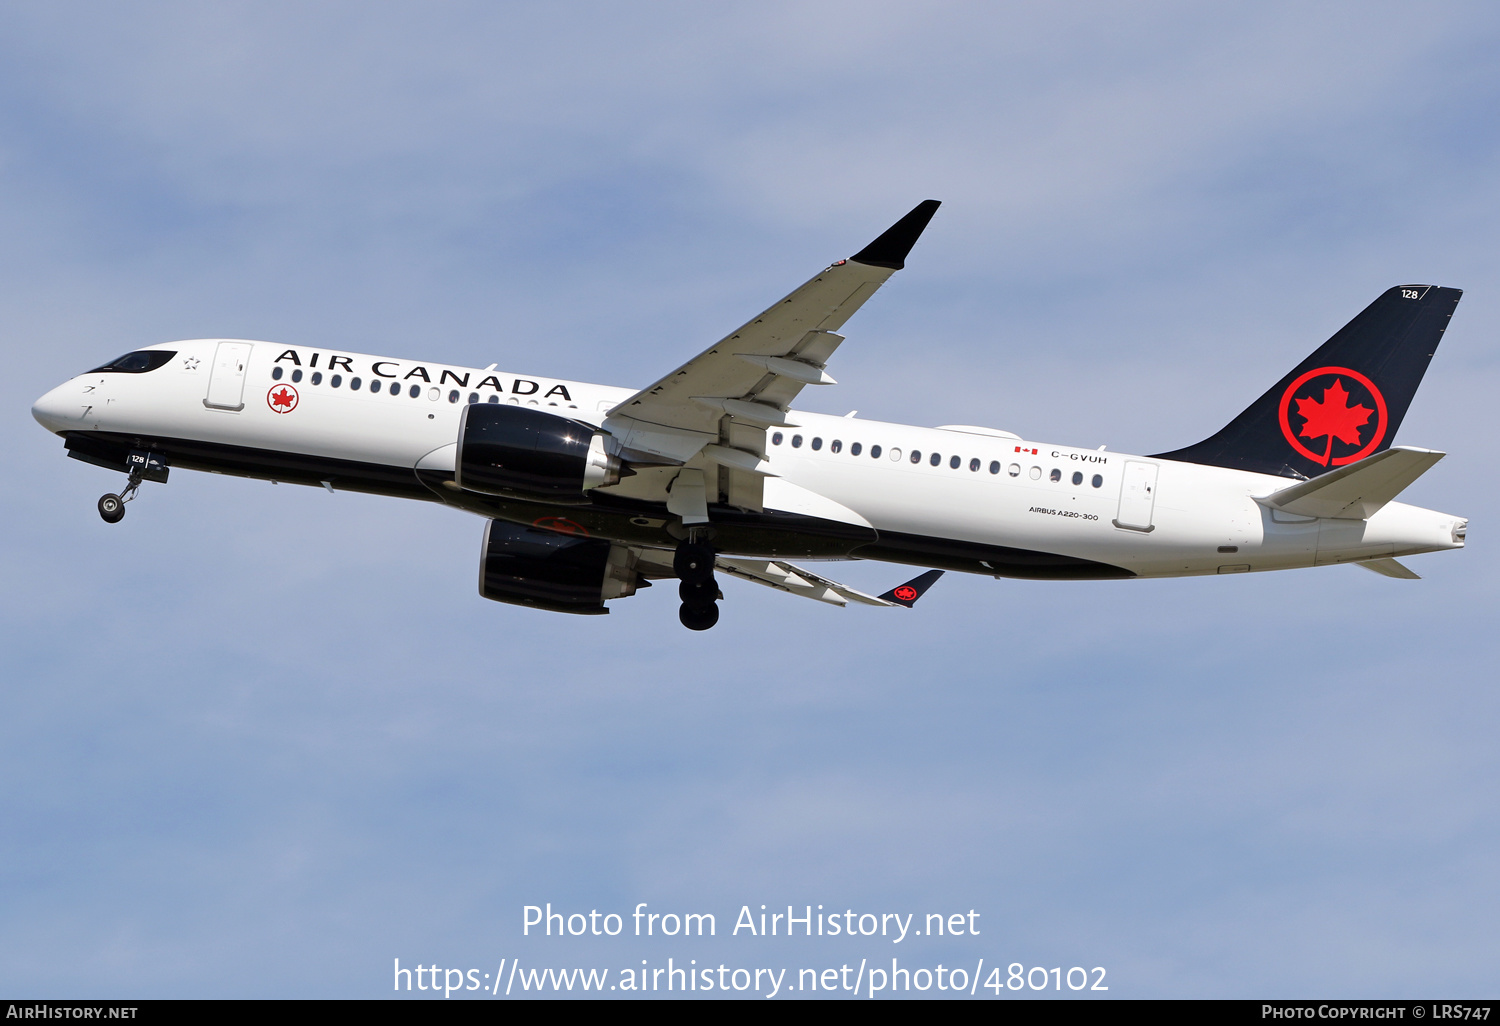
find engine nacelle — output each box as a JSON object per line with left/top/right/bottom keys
{"left": 456, "top": 403, "right": 624, "bottom": 503}
{"left": 478, "top": 519, "right": 641, "bottom": 615}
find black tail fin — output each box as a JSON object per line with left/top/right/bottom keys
{"left": 1153, "top": 285, "right": 1462, "bottom": 479}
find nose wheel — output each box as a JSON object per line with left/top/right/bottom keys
{"left": 97, "top": 493, "right": 125, "bottom": 523}
{"left": 675, "top": 538, "right": 720, "bottom": 630}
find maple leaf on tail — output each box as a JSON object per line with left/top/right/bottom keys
{"left": 1295, "top": 378, "right": 1372, "bottom": 465}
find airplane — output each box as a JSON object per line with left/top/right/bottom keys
{"left": 31, "top": 201, "right": 1467, "bottom": 630}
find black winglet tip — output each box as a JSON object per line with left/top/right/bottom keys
{"left": 879, "top": 569, "right": 944, "bottom": 608}
{"left": 849, "top": 199, "right": 941, "bottom": 270}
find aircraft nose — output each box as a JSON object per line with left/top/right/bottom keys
{"left": 32, "top": 382, "right": 76, "bottom": 434}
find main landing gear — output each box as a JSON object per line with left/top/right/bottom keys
{"left": 674, "top": 536, "right": 720, "bottom": 631}
{"left": 97, "top": 450, "right": 166, "bottom": 524}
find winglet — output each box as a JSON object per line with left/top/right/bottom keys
{"left": 850, "top": 200, "right": 941, "bottom": 270}
{"left": 878, "top": 569, "right": 944, "bottom": 607}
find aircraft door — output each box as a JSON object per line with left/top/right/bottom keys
{"left": 204, "top": 341, "right": 251, "bottom": 411}
{"left": 1114, "top": 460, "right": 1158, "bottom": 532}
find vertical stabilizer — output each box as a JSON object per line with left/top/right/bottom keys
{"left": 1154, "top": 286, "right": 1461, "bottom": 478}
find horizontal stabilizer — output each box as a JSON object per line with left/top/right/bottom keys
{"left": 1357, "top": 557, "right": 1421, "bottom": 579}
{"left": 1259, "top": 446, "right": 1444, "bottom": 520}
{"left": 878, "top": 569, "right": 944, "bottom": 607}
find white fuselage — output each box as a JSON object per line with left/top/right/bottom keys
{"left": 31, "top": 339, "right": 1466, "bottom": 578}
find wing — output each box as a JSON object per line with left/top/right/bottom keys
{"left": 715, "top": 558, "right": 944, "bottom": 609}
{"left": 602, "top": 201, "right": 941, "bottom": 510}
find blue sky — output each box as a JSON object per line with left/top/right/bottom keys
{"left": 2, "top": 1, "right": 1498, "bottom": 998}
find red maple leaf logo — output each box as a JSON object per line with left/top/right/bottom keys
{"left": 270, "top": 388, "right": 295, "bottom": 409}
{"left": 1293, "top": 378, "right": 1371, "bottom": 466}
{"left": 892, "top": 585, "right": 918, "bottom": 602}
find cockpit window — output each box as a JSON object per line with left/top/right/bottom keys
{"left": 88, "top": 350, "right": 177, "bottom": 374}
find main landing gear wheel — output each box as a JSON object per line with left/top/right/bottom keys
{"left": 678, "top": 578, "right": 717, "bottom": 604}
{"left": 679, "top": 600, "right": 719, "bottom": 631}
{"left": 673, "top": 541, "right": 715, "bottom": 581}
{"left": 97, "top": 493, "right": 125, "bottom": 524}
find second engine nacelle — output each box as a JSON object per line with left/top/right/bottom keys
{"left": 455, "top": 403, "right": 624, "bottom": 503}
{"left": 479, "top": 519, "right": 641, "bottom": 615}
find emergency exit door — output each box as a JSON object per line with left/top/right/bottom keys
{"left": 204, "top": 341, "right": 251, "bottom": 411}
{"left": 1114, "top": 460, "right": 1159, "bottom": 532}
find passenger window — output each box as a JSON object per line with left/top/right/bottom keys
{"left": 1050, "top": 468, "right": 1062, "bottom": 482}
{"left": 811, "top": 437, "right": 822, "bottom": 451}
{"left": 428, "top": 387, "right": 439, "bottom": 400}
{"left": 468, "top": 392, "right": 479, "bottom": 404}
{"left": 350, "top": 376, "right": 361, "bottom": 390}
{"left": 791, "top": 435, "right": 803, "bottom": 448}
{"left": 488, "top": 395, "right": 499, "bottom": 403}
{"left": 970, "top": 458, "right": 980, "bottom": 472}
{"left": 929, "top": 452, "right": 941, "bottom": 466}
{"left": 331, "top": 374, "right": 343, "bottom": 388}
{"left": 889, "top": 447, "right": 901, "bottom": 460}
{"left": 409, "top": 384, "right": 421, "bottom": 398}
{"left": 910, "top": 450, "right": 921, "bottom": 464}
{"left": 871, "top": 445, "right": 882, "bottom": 459}
{"left": 370, "top": 379, "right": 382, "bottom": 393}
{"left": 271, "top": 366, "right": 283, "bottom": 380}
{"left": 1029, "top": 466, "right": 1041, "bottom": 480}
{"left": 311, "top": 372, "right": 322, "bottom": 385}
{"left": 851, "top": 442, "right": 862, "bottom": 456}
{"left": 1071, "top": 471, "right": 1083, "bottom": 485}
{"left": 291, "top": 369, "right": 303, "bottom": 383}
{"left": 830, "top": 440, "right": 842, "bottom": 453}
{"left": 1092, "top": 474, "right": 1103, "bottom": 488}
{"left": 389, "top": 382, "right": 400, "bottom": 395}
{"left": 448, "top": 390, "right": 460, "bottom": 403}
{"left": 771, "top": 432, "right": 783, "bottom": 445}
{"left": 1009, "top": 463, "right": 1020, "bottom": 477}
{"left": 989, "top": 461, "right": 1001, "bottom": 474}
{"left": 950, "top": 455, "right": 961, "bottom": 469}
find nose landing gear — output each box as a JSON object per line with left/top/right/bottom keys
{"left": 674, "top": 537, "right": 720, "bottom": 631}
{"left": 97, "top": 450, "right": 168, "bottom": 524}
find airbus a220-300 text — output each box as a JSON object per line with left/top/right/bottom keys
{"left": 32, "top": 202, "right": 1467, "bottom": 629}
